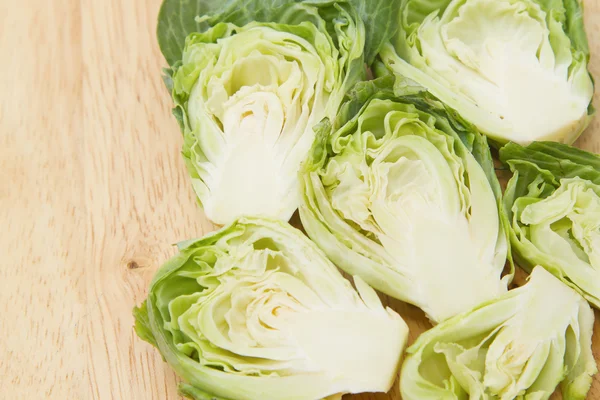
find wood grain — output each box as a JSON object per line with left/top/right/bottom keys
{"left": 0, "top": 0, "right": 599, "bottom": 399}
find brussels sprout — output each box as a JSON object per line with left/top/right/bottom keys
{"left": 401, "top": 266, "right": 597, "bottom": 400}
{"left": 169, "top": 12, "right": 365, "bottom": 224}
{"left": 501, "top": 141, "right": 600, "bottom": 309}
{"left": 134, "top": 217, "right": 408, "bottom": 400}
{"left": 300, "top": 78, "right": 511, "bottom": 323}
{"left": 378, "top": 0, "right": 594, "bottom": 145}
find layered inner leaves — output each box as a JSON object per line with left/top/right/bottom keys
{"left": 513, "top": 177, "right": 600, "bottom": 297}
{"left": 178, "top": 23, "right": 341, "bottom": 224}
{"left": 406, "top": 268, "right": 594, "bottom": 400}
{"left": 162, "top": 243, "right": 323, "bottom": 376}
{"left": 153, "top": 222, "right": 406, "bottom": 388}
{"left": 386, "top": 0, "right": 593, "bottom": 143}
{"left": 318, "top": 99, "right": 506, "bottom": 322}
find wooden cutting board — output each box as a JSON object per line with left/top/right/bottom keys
{"left": 2, "top": 0, "right": 600, "bottom": 399}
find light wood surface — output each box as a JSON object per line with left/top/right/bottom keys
{"left": 1, "top": 0, "right": 600, "bottom": 399}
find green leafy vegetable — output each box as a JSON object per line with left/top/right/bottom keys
{"left": 157, "top": 0, "right": 401, "bottom": 65}
{"left": 401, "top": 266, "right": 597, "bottom": 400}
{"left": 300, "top": 77, "right": 511, "bottom": 323}
{"left": 378, "top": 0, "right": 594, "bottom": 145}
{"left": 501, "top": 141, "right": 600, "bottom": 308}
{"left": 165, "top": 4, "right": 366, "bottom": 225}
{"left": 134, "top": 217, "right": 408, "bottom": 400}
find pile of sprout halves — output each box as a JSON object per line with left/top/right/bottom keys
{"left": 134, "top": 0, "right": 600, "bottom": 399}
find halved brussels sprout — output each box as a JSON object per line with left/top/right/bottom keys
{"left": 501, "top": 141, "right": 600, "bottom": 308}
{"left": 134, "top": 217, "right": 408, "bottom": 400}
{"left": 167, "top": 4, "right": 365, "bottom": 225}
{"left": 378, "top": 0, "right": 594, "bottom": 145}
{"left": 300, "top": 78, "right": 511, "bottom": 323}
{"left": 401, "top": 266, "right": 597, "bottom": 400}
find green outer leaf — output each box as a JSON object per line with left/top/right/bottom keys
{"left": 335, "top": 75, "right": 397, "bottom": 126}
{"left": 500, "top": 142, "right": 600, "bottom": 184}
{"left": 157, "top": 0, "right": 287, "bottom": 65}
{"left": 471, "top": 133, "right": 514, "bottom": 277}
{"left": 178, "top": 383, "right": 230, "bottom": 400}
{"left": 563, "top": 0, "right": 590, "bottom": 55}
{"left": 346, "top": 0, "right": 400, "bottom": 63}
{"left": 561, "top": 301, "right": 597, "bottom": 400}
{"left": 156, "top": 0, "right": 399, "bottom": 65}
{"left": 133, "top": 301, "right": 158, "bottom": 348}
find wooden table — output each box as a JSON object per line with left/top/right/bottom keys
{"left": 2, "top": 0, "right": 600, "bottom": 399}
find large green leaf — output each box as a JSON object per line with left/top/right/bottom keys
{"left": 156, "top": 0, "right": 400, "bottom": 65}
